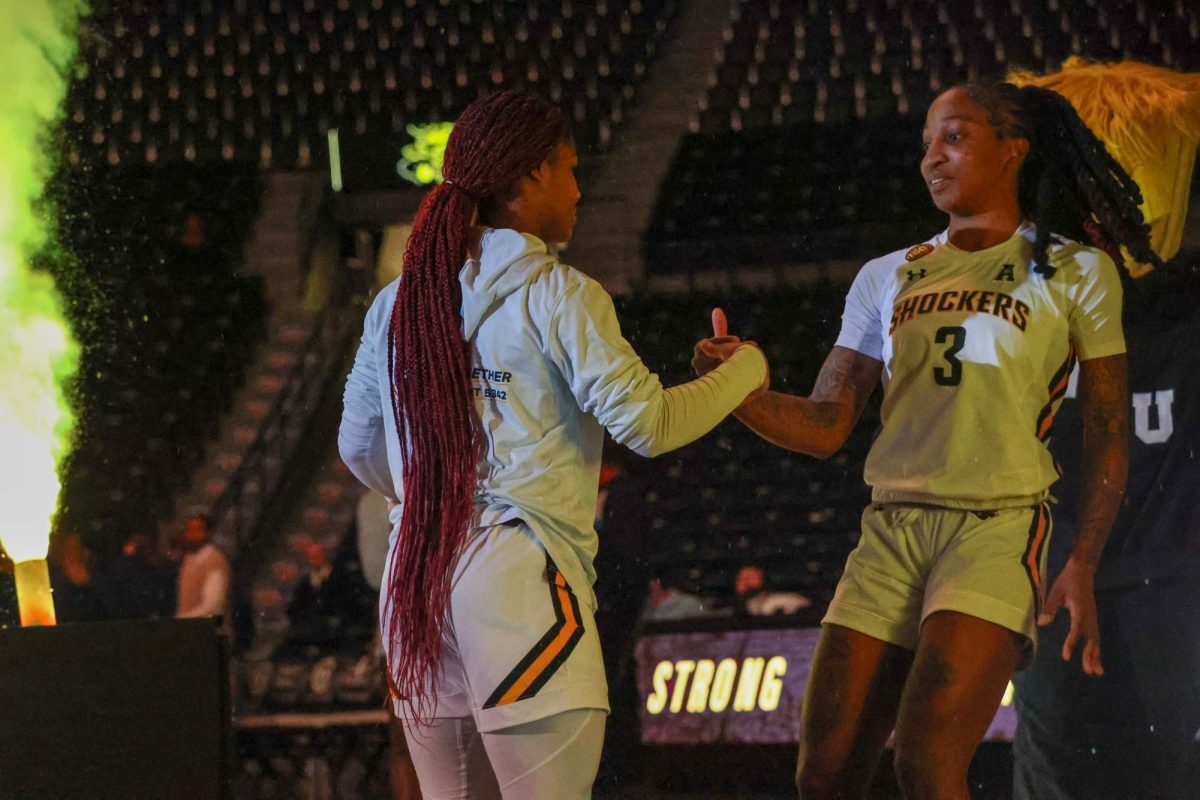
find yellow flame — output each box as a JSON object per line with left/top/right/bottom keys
{"left": 14, "top": 558, "right": 56, "bottom": 626}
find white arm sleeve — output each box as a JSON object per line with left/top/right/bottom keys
{"left": 339, "top": 292, "right": 399, "bottom": 500}
{"left": 544, "top": 278, "right": 767, "bottom": 458}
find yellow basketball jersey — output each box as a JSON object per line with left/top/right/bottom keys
{"left": 836, "top": 223, "right": 1125, "bottom": 509}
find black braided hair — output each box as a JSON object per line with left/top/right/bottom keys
{"left": 962, "top": 81, "right": 1163, "bottom": 278}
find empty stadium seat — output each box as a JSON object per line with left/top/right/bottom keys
{"left": 68, "top": 0, "right": 680, "bottom": 167}
{"left": 694, "top": 0, "right": 1200, "bottom": 136}
{"left": 646, "top": 117, "right": 945, "bottom": 271}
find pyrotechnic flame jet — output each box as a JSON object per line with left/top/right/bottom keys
{"left": 0, "top": 0, "right": 89, "bottom": 625}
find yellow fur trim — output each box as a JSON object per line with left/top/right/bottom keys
{"left": 1009, "top": 59, "right": 1200, "bottom": 268}
{"left": 1009, "top": 57, "right": 1200, "bottom": 170}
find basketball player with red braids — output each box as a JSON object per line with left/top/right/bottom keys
{"left": 339, "top": 90, "right": 768, "bottom": 798}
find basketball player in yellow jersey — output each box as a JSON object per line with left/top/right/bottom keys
{"left": 696, "top": 82, "right": 1163, "bottom": 800}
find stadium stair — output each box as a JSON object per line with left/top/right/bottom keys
{"left": 243, "top": 171, "right": 326, "bottom": 310}
{"left": 568, "top": 0, "right": 729, "bottom": 293}
{"left": 161, "top": 168, "right": 325, "bottom": 546}
{"left": 162, "top": 306, "right": 316, "bottom": 548}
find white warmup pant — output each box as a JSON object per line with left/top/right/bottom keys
{"left": 402, "top": 708, "right": 606, "bottom": 799}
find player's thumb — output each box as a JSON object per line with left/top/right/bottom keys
{"left": 1038, "top": 587, "right": 1063, "bottom": 626}
{"left": 712, "top": 308, "right": 729, "bottom": 338}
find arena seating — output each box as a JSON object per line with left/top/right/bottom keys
{"left": 235, "top": 724, "right": 391, "bottom": 799}
{"left": 241, "top": 644, "right": 383, "bottom": 714}
{"left": 68, "top": 0, "right": 678, "bottom": 168}
{"left": 254, "top": 463, "right": 376, "bottom": 658}
{"left": 695, "top": 0, "right": 1200, "bottom": 134}
{"left": 647, "top": 0, "right": 1200, "bottom": 271}
{"left": 609, "top": 283, "right": 874, "bottom": 611}
{"left": 645, "top": 116, "right": 945, "bottom": 271}
{"left": 52, "top": 164, "right": 267, "bottom": 557}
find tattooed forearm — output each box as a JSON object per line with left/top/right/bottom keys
{"left": 733, "top": 346, "right": 881, "bottom": 458}
{"left": 1074, "top": 354, "right": 1129, "bottom": 569}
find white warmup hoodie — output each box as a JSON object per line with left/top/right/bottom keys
{"left": 339, "top": 228, "right": 765, "bottom": 605}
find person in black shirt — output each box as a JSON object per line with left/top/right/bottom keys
{"left": 1013, "top": 259, "right": 1200, "bottom": 799}
{"left": 1008, "top": 58, "right": 1200, "bottom": 800}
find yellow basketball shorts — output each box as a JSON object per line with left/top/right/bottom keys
{"left": 823, "top": 502, "right": 1052, "bottom": 656}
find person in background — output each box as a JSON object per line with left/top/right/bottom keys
{"left": 733, "top": 564, "right": 812, "bottom": 617}
{"left": 283, "top": 537, "right": 376, "bottom": 652}
{"left": 99, "top": 532, "right": 176, "bottom": 620}
{"left": 48, "top": 531, "right": 105, "bottom": 623}
{"left": 641, "top": 568, "right": 712, "bottom": 623}
{"left": 293, "top": 541, "right": 334, "bottom": 598}
{"left": 1007, "top": 59, "right": 1200, "bottom": 800}
{"left": 175, "top": 516, "right": 232, "bottom": 636}
{"left": 180, "top": 210, "right": 205, "bottom": 249}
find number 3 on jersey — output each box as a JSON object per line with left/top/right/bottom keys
{"left": 933, "top": 326, "right": 966, "bottom": 386}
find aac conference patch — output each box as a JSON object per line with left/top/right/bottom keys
{"left": 906, "top": 243, "right": 934, "bottom": 261}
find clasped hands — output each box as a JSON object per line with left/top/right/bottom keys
{"left": 691, "top": 308, "right": 770, "bottom": 404}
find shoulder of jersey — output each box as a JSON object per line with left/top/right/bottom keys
{"left": 1043, "top": 231, "right": 1113, "bottom": 271}
{"left": 1016, "top": 224, "right": 1076, "bottom": 256}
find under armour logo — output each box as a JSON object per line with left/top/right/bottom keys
{"left": 906, "top": 269, "right": 926, "bottom": 281}
{"left": 994, "top": 263, "right": 1016, "bottom": 282}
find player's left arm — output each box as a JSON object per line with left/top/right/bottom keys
{"left": 1041, "top": 352, "right": 1128, "bottom": 676}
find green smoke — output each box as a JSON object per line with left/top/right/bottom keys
{"left": 0, "top": 0, "right": 88, "bottom": 562}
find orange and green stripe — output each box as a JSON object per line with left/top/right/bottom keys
{"left": 1022, "top": 503, "right": 1052, "bottom": 615}
{"left": 1036, "top": 347, "right": 1077, "bottom": 442}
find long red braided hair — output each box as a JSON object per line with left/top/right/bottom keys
{"left": 384, "top": 91, "right": 569, "bottom": 720}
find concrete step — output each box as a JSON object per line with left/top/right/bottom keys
{"left": 241, "top": 170, "right": 323, "bottom": 308}
{"left": 566, "top": 0, "right": 734, "bottom": 291}
{"left": 248, "top": 232, "right": 300, "bottom": 248}
{"left": 158, "top": 290, "right": 320, "bottom": 546}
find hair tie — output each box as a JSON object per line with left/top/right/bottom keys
{"left": 442, "top": 179, "right": 480, "bottom": 202}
